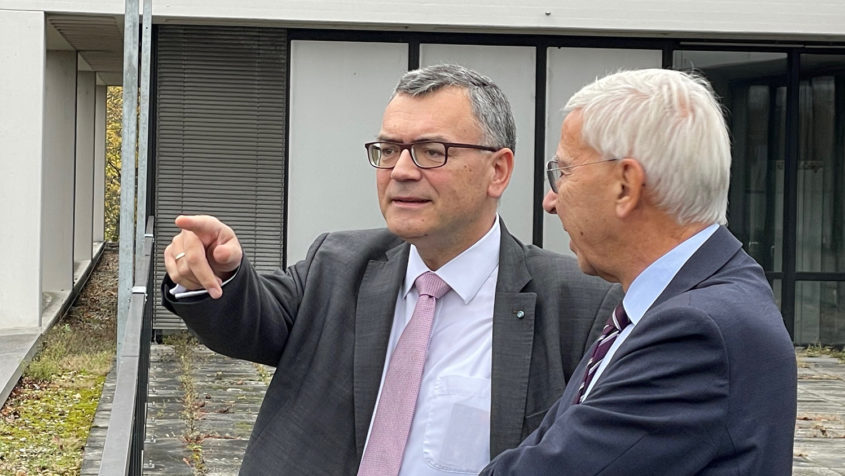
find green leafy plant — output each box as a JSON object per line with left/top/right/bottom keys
{"left": 105, "top": 86, "right": 122, "bottom": 242}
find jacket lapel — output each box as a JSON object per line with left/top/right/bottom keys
{"left": 490, "top": 223, "right": 537, "bottom": 457}
{"left": 353, "top": 242, "right": 410, "bottom": 459}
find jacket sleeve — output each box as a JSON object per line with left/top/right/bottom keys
{"left": 161, "top": 233, "right": 330, "bottom": 366}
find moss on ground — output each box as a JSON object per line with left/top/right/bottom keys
{"left": 0, "top": 374, "right": 105, "bottom": 474}
{"left": 0, "top": 249, "right": 117, "bottom": 475}
{"left": 802, "top": 345, "right": 845, "bottom": 362}
{"left": 165, "top": 331, "right": 208, "bottom": 475}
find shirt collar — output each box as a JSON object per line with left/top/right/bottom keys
{"left": 404, "top": 216, "right": 501, "bottom": 304}
{"left": 623, "top": 223, "right": 719, "bottom": 324}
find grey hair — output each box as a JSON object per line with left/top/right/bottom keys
{"left": 392, "top": 64, "right": 517, "bottom": 152}
{"left": 565, "top": 68, "right": 731, "bottom": 226}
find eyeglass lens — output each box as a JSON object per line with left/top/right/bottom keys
{"left": 368, "top": 142, "right": 447, "bottom": 169}
{"left": 546, "top": 160, "right": 562, "bottom": 193}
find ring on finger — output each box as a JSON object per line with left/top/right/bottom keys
{"left": 174, "top": 251, "right": 187, "bottom": 261}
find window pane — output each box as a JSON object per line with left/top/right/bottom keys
{"left": 797, "top": 55, "right": 845, "bottom": 273}
{"left": 673, "top": 51, "right": 787, "bottom": 272}
{"left": 795, "top": 281, "right": 845, "bottom": 345}
{"left": 421, "top": 44, "right": 537, "bottom": 244}
{"left": 772, "top": 278, "right": 782, "bottom": 311}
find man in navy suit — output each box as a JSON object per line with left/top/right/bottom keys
{"left": 482, "top": 69, "right": 797, "bottom": 475}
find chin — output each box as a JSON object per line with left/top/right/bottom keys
{"left": 576, "top": 257, "right": 598, "bottom": 277}
{"left": 386, "top": 222, "right": 425, "bottom": 241}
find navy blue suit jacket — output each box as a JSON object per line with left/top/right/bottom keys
{"left": 482, "top": 226, "right": 797, "bottom": 475}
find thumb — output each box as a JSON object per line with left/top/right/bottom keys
{"left": 211, "top": 240, "right": 243, "bottom": 271}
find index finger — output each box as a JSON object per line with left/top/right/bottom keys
{"left": 175, "top": 215, "right": 226, "bottom": 245}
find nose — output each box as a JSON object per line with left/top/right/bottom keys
{"left": 390, "top": 149, "right": 421, "bottom": 181}
{"left": 542, "top": 188, "right": 558, "bottom": 214}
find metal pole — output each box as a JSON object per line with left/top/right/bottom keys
{"left": 118, "top": 0, "right": 140, "bottom": 358}
{"left": 135, "top": 0, "right": 152, "bottom": 267}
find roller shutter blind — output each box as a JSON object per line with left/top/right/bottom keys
{"left": 153, "top": 25, "right": 287, "bottom": 330}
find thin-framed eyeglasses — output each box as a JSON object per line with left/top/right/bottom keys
{"left": 364, "top": 141, "right": 499, "bottom": 169}
{"left": 546, "top": 157, "right": 619, "bottom": 193}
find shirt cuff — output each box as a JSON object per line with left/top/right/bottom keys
{"left": 169, "top": 268, "right": 239, "bottom": 299}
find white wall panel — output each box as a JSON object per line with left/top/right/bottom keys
{"left": 543, "top": 47, "right": 661, "bottom": 255}
{"left": 42, "top": 49, "right": 77, "bottom": 293}
{"left": 288, "top": 40, "right": 407, "bottom": 263}
{"left": 420, "top": 44, "right": 536, "bottom": 245}
{"left": 74, "top": 70, "right": 95, "bottom": 264}
{"left": 0, "top": 9, "right": 45, "bottom": 329}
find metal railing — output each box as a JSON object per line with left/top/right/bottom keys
{"left": 99, "top": 216, "right": 154, "bottom": 475}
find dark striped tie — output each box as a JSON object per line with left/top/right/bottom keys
{"left": 575, "top": 304, "right": 631, "bottom": 404}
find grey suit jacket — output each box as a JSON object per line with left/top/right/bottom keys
{"left": 162, "top": 223, "right": 621, "bottom": 475}
{"left": 482, "top": 226, "right": 798, "bottom": 475}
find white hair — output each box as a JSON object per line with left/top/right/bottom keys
{"left": 565, "top": 68, "right": 730, "bottom": 226}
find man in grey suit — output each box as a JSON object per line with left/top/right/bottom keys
{"left": 162, "top": 64, "right": 620, "bottom": 475}
{"left": 482, "top": 69, "right": 797, "bottom": 475}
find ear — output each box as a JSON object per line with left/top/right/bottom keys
{"left": 487, "top": 148, "right": 514, "bottom": 199}
{"left": 615, "top": 158, "right": 646, "bottom": 219}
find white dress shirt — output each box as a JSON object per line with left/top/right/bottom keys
{"left": 364, "top": 217, "right": 501, "bottom": 475}
{"left": 583, "top": 223, "right": 719, "bottom": 400}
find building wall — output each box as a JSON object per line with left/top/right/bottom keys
{"left": 0, "top": 9, "right": 45, "bottom": 330}
{"left": 5, "top": 0, "right": 845, "bottom": 40}
{"left": 4, "top": 2, "right": 845, "bottom": 339}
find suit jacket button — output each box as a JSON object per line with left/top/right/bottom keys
{"left": 515, "top": 310, "right": 525, "bottom": 319}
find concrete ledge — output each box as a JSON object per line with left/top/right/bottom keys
{"left": 80, "top": 363, "right": 116, "bottom": 475}
{"left": 0, "top": 331, "right": 42, "bottom": 407}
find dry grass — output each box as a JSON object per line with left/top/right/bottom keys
{"left": 0, "top": 249, "right": 118, "bottom": 475}
{"left": 165, "top": 332, "right": 208, "bottom": 474}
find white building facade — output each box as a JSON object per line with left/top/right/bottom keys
{"left": 1, "top": 0, "right": 844, "bottom": 343}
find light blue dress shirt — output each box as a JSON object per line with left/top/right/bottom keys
{"left": 583, "top": 223, "right": 719, "bottom": 399}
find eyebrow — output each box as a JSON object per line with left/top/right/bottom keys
{"left": 553, "top": 155, "right": 570, "bottom": 167}
{"left": 375, "top": 135, "right": 452, "bottom": 143}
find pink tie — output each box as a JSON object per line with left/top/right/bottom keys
{"left": 358, "top": 271, "right": 451, "bottom": 476}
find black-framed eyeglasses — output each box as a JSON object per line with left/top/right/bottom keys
{"left": 364, "top": 141, "right": 499, "bottom": 169}
{"left": 546, "top": 157, "right": 619, "bottom": 193}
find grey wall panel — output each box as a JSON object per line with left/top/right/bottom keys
{"left": 420, "top": 44, "right": 536, "bottom": 245}
{"left": 154, "top": 25, "right": 287, "bottom": 329}
{"left": 543, "top": 47, "right": 662, "bottom": 256}
{"left": 287, "top": 40, "right": 407, "bottom": 263}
